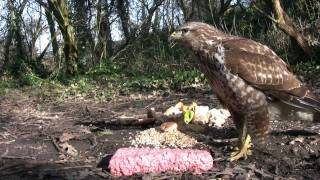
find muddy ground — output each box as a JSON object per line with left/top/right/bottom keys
{"left": 0, "top": 88, "right": 320, "bottom": 180}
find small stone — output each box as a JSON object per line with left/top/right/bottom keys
{"left": 164, "top": 106, "right": 182, "bottom": 116}
{"left": 193, "top": 106, "right": 210, "bottom": 124}
{"left": 292, "top": 147, "right": 299, "bottom": 156}
{"left": 160, "top": 122, "right": 178, "bottom": 132}
{"left": 208, "top": 108, "right": 230, "bottom": 127}
{"left": 289, "top": 136, "right": 304, "bottom": 145}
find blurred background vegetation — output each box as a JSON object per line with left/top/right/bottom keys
{"left": 0, "top": 0, "right": 319, "bottom": 99}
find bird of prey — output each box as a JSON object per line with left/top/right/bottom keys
{"left": 170, "top": 22, "right": 320, "bottom": 161}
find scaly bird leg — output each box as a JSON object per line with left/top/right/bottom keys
{"left": 230, "top": 134, "right": 252, "bottom": 161}
{"left": 229, "top": 116, "right": 253, "bottom": 161}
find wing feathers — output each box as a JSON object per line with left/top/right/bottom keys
{"left": 220, "top": 38, "right": 320, "bottom": 112}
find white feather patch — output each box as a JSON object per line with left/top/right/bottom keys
{"left": 214, "top": 44, "right": 225, "bottom": 64}
{"left": 205, "top": 40, "right": 215, "bottom": 46}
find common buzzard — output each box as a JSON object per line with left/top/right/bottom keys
{"left": 170, "top": 22, "right": 320, "bottom": 161}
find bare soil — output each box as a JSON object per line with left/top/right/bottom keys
{"left": 0, "top": 88, "right": 319, "bottom": 180}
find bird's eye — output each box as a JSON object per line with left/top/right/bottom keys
{"left": 181, "top": 29, "right": 189, "bottom": 34}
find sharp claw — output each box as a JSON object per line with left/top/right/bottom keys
{"left": 229, "top": 135, "right": 253, "bottom": 161}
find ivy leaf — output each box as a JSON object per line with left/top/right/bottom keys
{"left": 184, "top": 110, "right": 194, "bottom": 124}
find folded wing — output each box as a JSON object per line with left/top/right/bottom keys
{"left": 222, "top": 38, "right": 320, "bottom": 112}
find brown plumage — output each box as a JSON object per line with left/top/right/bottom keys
{"left": 170, "top": 22, "right": 320, "bottom": 160}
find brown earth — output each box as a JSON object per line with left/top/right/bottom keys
{"left": 0, "top": 88, "right": 319, "bottom": 180}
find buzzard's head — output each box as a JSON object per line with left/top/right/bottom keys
{"left": 170, "top": 22, "right": 225, "bottom": 50}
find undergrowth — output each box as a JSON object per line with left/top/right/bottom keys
{"left": 294, "top": 61, "right": 320, "bottom": 77}
{"left": 1, "top": 59, "right": 319, "bottom": 101}
{"left": 0, "top": 61, "right": 207, "bottom": 101}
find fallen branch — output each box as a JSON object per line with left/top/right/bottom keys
{"left": 1, "top": 155, "right": 36, "bottom": 160}
{"left": 243, "top": 164, "right": 274, "bottom": 179}
{"left": 253, "top": 0, "right": 312, "bottom": 55}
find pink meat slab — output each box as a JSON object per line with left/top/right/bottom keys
{"left": 108, "top": 147, "right": 214, "bottom": 176}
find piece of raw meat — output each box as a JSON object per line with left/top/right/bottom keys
{"left": 108, "top": 147, "right": 213, "bottom": 176}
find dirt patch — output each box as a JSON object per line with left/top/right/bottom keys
{"left": 0, "top": 89, "right": 319, "bottom": 179}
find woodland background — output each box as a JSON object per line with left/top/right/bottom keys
{"left": 0, "top": 1, "right": 320, "bottom": 179}
{"left": 0, "top": 0, "right": 320, "bottom": 97}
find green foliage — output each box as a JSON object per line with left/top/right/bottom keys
{"left": 294, "top": 60, "right": 320, "bottom": 77}
{"left": 170, "top": 69, "right": 207, "bottom": 89}
{"left": 0, "top": 79, "right": 17, "bottom": 96}
{"left": 21, "top": 72, "right": 47, "bottom": 87}
{"left": 80, "top": 61, "right": 207, "bottom": 99}
{"left": 184, "top": 110, "right": 194, "bottom": 124}
{"left": 0, "top": 58, "right": 208, "bottom": 101}
{"left": 3, "top": 58, "right": 317, "bottom": 102}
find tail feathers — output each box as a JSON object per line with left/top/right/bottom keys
{"left": 281, "top": 94, "right": 320, "bottom": 112}
{"left": 269, "top": 100, "right": 320, "bottom": 123}
{"left": 283, "top": 93, "right": 320, "bottom": 123}
{"left": 280, "top": 86, "right": 320, "bottom": 112}
{"left": 296, "top": 92, "right": 320, "bottom": 112}
{"left": 268, "top": 89, "right": 320, "bottom": 122}
{"left": 285, "top": 86, "right": 320, "bottom": 111}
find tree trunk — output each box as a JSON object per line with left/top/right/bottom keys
{"left": 272, "top": 0, "right": 312, "bottom": 55}
{"left": 3, "top": 0, "right": 28, "bottom": 78}
{"left": 139, "top": 0, "right": 164, "bottom": 37}
{"left": 152, "top": 8, "right": 160, "bottom": 32}
{"left": 219, "top": 0, "right": 232, "bottom": 15}
{"left": 104, "top": 1, "right": 114, "bottom": 58}
{"left": 47, "top": 0, "right": 78, "bottom": 76}
{"left": 45, "top": 7, "right": 60, "bottom": 64}
{"left": 73, "top": 0, "right": 94, "bottom": 71}
{"left": 94, "top": 0, "right": 114, "bottom": 63}
{"left": 28, "top": 5, "right": 43, "bottom": 61}
{"left": 177, "top": 0, "right": 212, "bottom": 21}
{"left": 3, "top": 22, "right": 13, "bottom": 74}
{"left": 254, "top": 0, "right": 313, "bottom": 56}
{"left": 105, "top": 19, "right": 113, "bottom": 58}
{"left": 116, "top": 0, "right": 130, "bottom": 42}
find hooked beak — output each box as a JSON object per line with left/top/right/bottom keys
{"left": 170, "top": 31, "right": 177, "bottom": 38}
{"left": 169, "top": 31, "right": 180, "bottom": 48}
{"left": 170, "top": 31, "right": 180, "bottom": 41}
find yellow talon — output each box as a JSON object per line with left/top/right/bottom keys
{"left": 230, "top": 135, "right": 253, "bottom": 161}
